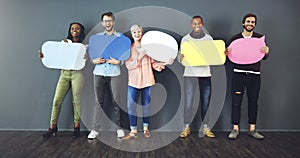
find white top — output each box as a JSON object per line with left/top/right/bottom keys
{"left": 181, "top": 33, "right": 212, "bottom": 77}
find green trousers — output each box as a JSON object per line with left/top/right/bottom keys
{"left": 50, "top": 70, "right": 84, "bottom": 124}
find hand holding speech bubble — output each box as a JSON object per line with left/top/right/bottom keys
{"left": 141, "top": 31, "right": 178, "bottom": 64}
{"left": 41, "top": 41, "right": 86, "bottom": 70}
{"left": 88, "top": 34, "right": 131, "bottom": 61}
{"left": 228, "top": 36, "right": 266, "bottom": 64}
{"left": 181, "top": 40, "right": 226, "bottom": 66}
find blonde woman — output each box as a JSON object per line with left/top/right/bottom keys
{"left": 123, "top": 25, "right": 166, "bottom": 139}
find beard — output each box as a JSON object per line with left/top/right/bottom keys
{"left": 190, "top": 30, "right": 205, "bottom": 39}
{"left": 243, "top": 25, "right": 255, "bottom": 32}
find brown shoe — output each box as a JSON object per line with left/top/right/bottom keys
{"left": 122, "top": 132, "right": 137, "bottom": 140}
{"left": 144, "top": 130, "right": 151, "bottom": 138}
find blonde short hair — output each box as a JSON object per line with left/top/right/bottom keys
{"left": 130, "top": 24, "right": 143, "bottom": 32}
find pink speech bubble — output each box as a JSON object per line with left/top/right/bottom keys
{"left": 228, "top": 36, "right": 266, "bottom": 64}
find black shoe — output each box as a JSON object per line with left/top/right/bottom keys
{"left": 42, "top": 127, "right": 58, "bottom": 138}
{"left": 73, "top": 126, "right": 80, "bottom": 138}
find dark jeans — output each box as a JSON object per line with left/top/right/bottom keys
{"left": 184, "top": 77, "right": 211, "bottom": 124}
{"left": 231, "top": 72, "right": 261, "bottom": 125}
{"left": 92, "top": 75, "right": 122, "bottom": 130}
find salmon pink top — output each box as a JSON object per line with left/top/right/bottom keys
{"left": 126, "top": 45, "right": 162, "bottom": 89}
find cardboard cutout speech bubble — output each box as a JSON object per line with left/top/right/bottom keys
{"left": 141, "top": 31, "right": 178, "bottom": 64}
{"left": 88, "top": 34, "right": 131, "bottom": 61}
{"left": 228, "top": 36, "right": 266, "bottom": 64}
{"left": 181, "top": 40, "right": 225, "bottom": 66}
{"left": 41, "top": 41, "right": 86, "bottom": 70}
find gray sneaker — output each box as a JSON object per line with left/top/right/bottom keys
{"left": 228, "top": 130, "right": 239, "bottom": 139}
{"left": 248, "top": 130, "right": 264, "bottom": 140}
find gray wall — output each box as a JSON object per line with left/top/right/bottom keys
{"left": 0, "top": 0, "right": 299, "bottom": 131}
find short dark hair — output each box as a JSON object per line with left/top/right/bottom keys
{"left": 242, "top": 13, "right": 257, "bottom": 24}
{"left": 191, "top": 15, "right": 204, "bottom": 24}
{"left": 67, "top": 22, "right": 85, "bottom": 43}
{"left": 101, "top": 11, "right": 115, "bottom": 21}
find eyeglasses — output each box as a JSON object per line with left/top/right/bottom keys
{"left": 102, "top": 20, "right": 114, "bottom": 23}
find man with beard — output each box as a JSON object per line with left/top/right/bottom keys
{"left": 225, "top": 13, "right": 270, "bottom": 140}
{"left": 88, "top": 11, "right": 125, "bottom": 139}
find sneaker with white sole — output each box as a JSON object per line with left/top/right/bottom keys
{"left": 88, "top": 130, "right": 99, "bottom": 140}
{"left": 117, "top": 129, "right": 125, "bottom": 138}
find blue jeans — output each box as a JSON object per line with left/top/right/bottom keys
{"left": 127, "top": 86, "right": 151, "bottom": 130}
{"left": 184, "top": 77, "right": 211, "bottom": 125}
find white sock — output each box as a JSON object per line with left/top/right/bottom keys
{"left": 203, "top": 124, "right": 208, "bottom": 129}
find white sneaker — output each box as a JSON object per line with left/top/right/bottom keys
{"left": 88, "top": 130, "right": 99, "bottom": 140}
{"left": 117, "top": 129, "right": 125, "bottom": 138}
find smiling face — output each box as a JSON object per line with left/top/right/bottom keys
{"left": 131, "top": 27, "right": 143, "bottom": 41}
{"left": 70, "top": 23, "right": 81, "bottom": 38}
{"left": 191, "top": 17, "right": 203, "bottom": 33}
{"left": 101, "top": 15, "right": 115, "bottom": 33}
{"left": 243, "top": 16, "right": 256, "bottom": 32}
